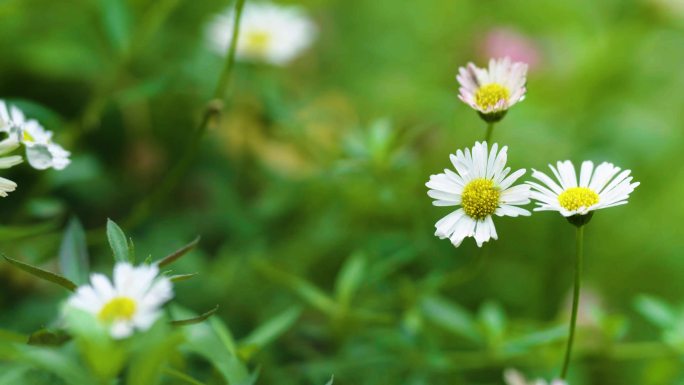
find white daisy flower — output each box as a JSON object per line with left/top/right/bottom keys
{"left": 456, "top": 57, "right": 528, "bottom": 122}
{"left": 0, "top": 129, "right": 22, "bottom": 198}
{"left": 504, "top": 369, "right": 566, "bottom": 385}
{"left": 527, "top": 160, "right": 639, "bottom": 218}
{"left": 426, "top": 141, "right": 531, "bottom": 247}
{"left": 0, "top": 100, "right": 71, "bottom": 170}
{"left": 66, "top": 262, "right": 173, "bottom": 339}
{"left": 207, "top": 2, "right": 316, "bottom": 66}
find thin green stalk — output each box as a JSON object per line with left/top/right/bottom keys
{"left": 124, "top": 0, "right": 247, "bottom": 229}
{"left": 484, "top": 122, "right": 494, "bottom": 142}
{"left": 560, "top": 225, "right": 584, "bottom": 379}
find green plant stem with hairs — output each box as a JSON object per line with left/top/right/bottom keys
{"left": 484, "top": 122, "right": 494, "bottom": 143}
{"left": 560, "top": 224, "right": 584, "bottom": 379}
{"left": 124, "top": 0, "right": 248, "bottom": 229}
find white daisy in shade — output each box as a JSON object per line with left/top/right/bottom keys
{"left": 207, "top": 2, "right": 316, "bottom": 66}
{"left": 527, "top": 160, "right": 639, "bottom": 220}
{"left": 504, "top": 369, "right": 566, "bottom": 385}
{"left": 426, "top": 141, "right": 531, "bottom": 247}
{"left": 0, "top": 100, "right": 70, "bottom": 170}
{"left": 67, "top": 262, "right": 173, "bottom": 339}
{"left": 0, "top": 128, "right": 22, "bottom": 198}
{"left": 456, "top": 57, "right": 528, "bottom": 122}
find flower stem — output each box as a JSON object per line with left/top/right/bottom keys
{"left": 560, "top": 224, "right": 584, "bottom": 379}
{"left": 124, "top": 0, "right": 248, "bottom": 229}
{"left": 484, "top": 122, "right": 494, "bottom": 143}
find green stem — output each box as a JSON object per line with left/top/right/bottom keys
{"left": 560, "top": 225, "right": 584, "bottom": 379}
{"left": 484, "top": 122, "right": 494, "bottom": 143}
{"left": 213, "top": 0, "right": 247, "bottom": 100}
{"left": 124, "top": 0, "right": 247, "bottom": 229}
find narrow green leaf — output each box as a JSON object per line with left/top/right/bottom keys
{"left": 27, "top": 329, "right": 70, "bottom": 347}
{"left": 210, "top": 316, "right": 238, "bottom": 355}
{"left": 128, "top": 237, "right": 136, "bottom": 264}
{"left": 3, "top": 254, "right": 77, "bottom": 291}
{"left": 58, "top": 217, "right": 89, "bottom": 284}
{"left": 478, "top": 301, "right": 507, "bottom": 345}
{"left": 106, "top": 219, "right": 130, "bottom": 263}
{"left": 101, "top": 0, "right": 131, "bottom": 54}
{"left": 334, "top": 253, "right": 366, "bottom": 307}
{"left": 170, "top": 272, "right": 199, "bottom": 283}
{"left": 324, "top": 376, "right": 334, "bottom": 385}
{"left": 158, "top": 236, "right": 201, "bottom": 267}
{"left": 171, "top": 305, "right": 219, "bottom": 326}
{"left": 162, "top": 367, "right": 207, "bottom": 385}
{"left": 240, "top": 307, "right": 301, "bottom": 354}
{"left": 502, "top": 325, "right": 567, "bottom": 353}
{"left": 635, "top": 295, "right": 677, "bottom": 329}
{"left": 254, "top": 260, "right": 336, "bottom": 315}
{"left": 421, "top": 296, "right": 481, "bottom": 343}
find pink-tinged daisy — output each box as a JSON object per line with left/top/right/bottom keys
{"left": 456, "top": 57, "right": 528, "bottom": 122}
{"left": 504, "top": 369, "right": 567, "bottom": 385}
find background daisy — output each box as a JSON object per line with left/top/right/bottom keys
{"left": 207, "top": 2, "right": 316, "bottom": 66}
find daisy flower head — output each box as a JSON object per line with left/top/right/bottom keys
{"left": 456, "top": 57, "right": 528, "bottom": 123}
{"left": 0, "top": 118, "right": 22, "bottom": 198}
{"left": 66, "top": 262, "right": 173, "bottom": 339}
{"left": 527, "top": 160, "right": 639, "bottom": 226}
{"left": 426, "top": 141, "right": 531, "bottom": 248}
{"left": 207, "top": 2, "right": 316, "bottom": 66}
{"left": 0, "top": 100, "right": 70, "bottom": 170}
{"left": 504, "top": 369, "right": 566, "bottom": 385}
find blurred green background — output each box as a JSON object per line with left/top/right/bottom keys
{"left": 1, "top": 0, "right": 684, "bottom": 384}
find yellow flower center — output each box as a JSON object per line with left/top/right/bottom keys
{"left": 557, "top": 187, "right": 599, "bottom": 211}
{"left": 461, "top": 178, "right": 500, "bottom": 219}
{"left": 98, "top": 297, "right": 137, "bottom": 322}
{"left": 244, "top": 30, "right": 272, "bottom": 55}
{"left": 475, "top": 83, "right": 510, "bottom": 110}
{"left": 22, "top": 130, "right": 34, "bottom": 143}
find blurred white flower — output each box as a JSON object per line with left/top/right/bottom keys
{"left": 456, "top": 57, "right": 528, "bottom": 122}
{"left": 207, "top": 2, "right": 316, "bottom": 66}
{"left": 67, "top": 262, "right": 173, "bottom": 339}
{"left": 527, "top": 161, "right": 639, "bottom": 217}
{"left": 504, "top": 369, "right": 566, "bottom": 385}
{"left": 0, "top": 100, "right": 70, "bottom": 170}
{"left": 426, "top": 141, "right": 531, "bottom": 248}
{"left": 0, "top": 125, "right": 22, "bottom": 198}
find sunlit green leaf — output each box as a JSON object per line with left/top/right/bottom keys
{"left": 106, "top": 219, "right": 130, "bottom": 263}
{"left": 58, "top": 217, "right": 89, "bottom": 285}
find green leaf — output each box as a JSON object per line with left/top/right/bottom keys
{"left": 162, "top": 367, "right": 207, "bottom": 385}
{"left": 3, "top": 254, "right": 76, "bottom": 291}
{"left": 635, "top": 295, "right": 677, "bottom": 329}
{"left": 324, "top": 376, "right": 335, "bottom": 385}
{"left": 421, "top": 295, "right": 481, "bottom": 343}
{"left": 173, "top": 305, "right": 250, "bottom": 385}
{"left": 101, "top": 0, "right": 131, "bottom": 54}
{"left": 210, "top": 316, "right": 238, "bottom": 355}
{"left": 169, "top": 272, "right": 199, "bottom": 283}
{"left": 478, "top": 301, "right": 507, "bottom": 345}
{"left": 0, "top": 221, "right": 58, "bottom": 241}
{"left": 254, "top": 260, "right": 336, "bottom": 315}
{"left": 171, "top": 305, "right": 219, "bottom": 326}
{"left": 106, "top": 219, "right": 130, "bottom": 263}
{"left": 27, "top": 329, "right": 70, "bottom": 347}
{"left": 158, "top": 236, "right": 201, "bottom": 268}
{"left": 334, "top": 253, "right": 366, "bottom": 307}
{"left": 58, "top": 217, "right": 89, "bottom": 285}
{"left": 239, "top": 307, "right": 301, "bottom": 357}
{"left": 9, "top": 343, "right": 98, "bottom": 385}
{"left": 503, "top": 325, "right": 567, "bottom": 353}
